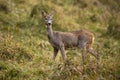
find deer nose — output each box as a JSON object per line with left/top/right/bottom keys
{"left": 47, "top": 23, "right": 51, "bottom": 25}
{"left": 46, "top": 20, "right": 52, "bottom": 25}
{"left": 48, "top": 20, "right": 52, "bottom": 24}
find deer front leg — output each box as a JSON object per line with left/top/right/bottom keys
{"left": 59, "top": 44, "right": 66, "bottom": 61}
{"left": 53, "top": 47, "right": 59, "bottom": 61}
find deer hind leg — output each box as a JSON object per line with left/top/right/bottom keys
{"left": 86, "top": 44, "right": 98, "bottom": 59}
{"left": 86, "top": 43, "right": 100, "bottom": 80}
{"left": 86, "top": 36, "right": 99, "bottom": 59}
{"left": 78, "top": 40, "right": 88, "bottom": 79}
{"left": 53, "top": 47, "right": 59, "bottom": 61}
{"left": 78, "top": 41, "right": 87, "bottom": 66}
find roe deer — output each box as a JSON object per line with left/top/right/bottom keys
{"left": 41, "top": 10, "right": 98, "bottom": 61}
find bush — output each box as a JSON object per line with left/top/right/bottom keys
{"left": 107, "top": 17, "right": 120, "bottom": 39}
{"left": 30, "top": 3, "right": 52, "bottom": 18}
{"left": 0, "top": 0, "right": 14, "bottom": 13}
{"left": 0, "top": 32, "right": 33, "bottom": 62}
{"left": 0, "top": 61, "right": 29, "bottom": 80}
{"left": 51, "top": 59, "right": 82, "bottom": 80}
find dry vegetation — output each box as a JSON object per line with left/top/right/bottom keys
{"left": 0, "top": 0, "right": 120, "bottom": 80}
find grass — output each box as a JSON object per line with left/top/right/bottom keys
{"left": 0, "top": 0, "right": 120, "bottom": 80}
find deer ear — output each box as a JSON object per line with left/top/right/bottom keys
{"left": 41, "top": 10, "right": 47, "bottom": 18}
{"left": 49, "top": 11, "right": 54, "bottom": 18}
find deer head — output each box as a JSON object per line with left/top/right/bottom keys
{"left": 41, "top": 10, "right": 54, "bottom": 27}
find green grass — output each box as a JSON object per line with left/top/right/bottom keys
{"left": 0, "top": 0, "right": 120, "bottom": 80}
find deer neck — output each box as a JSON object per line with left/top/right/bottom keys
{"left": 46, "top": 25, "right": 54, "bottom": 39}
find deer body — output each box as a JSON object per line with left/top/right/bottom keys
{"left": 42, "top": 11, "right": 97, "bottom": 61}
{"left": 48, "top": 31, "right": 78, "bottom": 48}
{"left": 48, "top": 30, "right": 94, "bottom": 48}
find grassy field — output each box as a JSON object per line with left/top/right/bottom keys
{"left": 0, "top": 0, "right": 120, "bottom": 80}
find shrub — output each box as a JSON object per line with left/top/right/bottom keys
{"left": 0, "top": 32, "right": 33, "bottom": 62}
{"left": 107, "top": 17, "right": 120, "bottom": 39}
{"left": 0, "top": 0, "right": 14, "bottom": 13}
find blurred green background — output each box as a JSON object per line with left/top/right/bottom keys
{"left": 0, "top": 0, "right": 120, "bottom": 80}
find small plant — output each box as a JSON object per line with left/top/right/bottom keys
{"left": 107, "top": 16, "right": 120, "bottom": 39}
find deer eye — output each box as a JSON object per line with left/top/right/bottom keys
{"left": 45, "top": 17, "right": 47, "bottom": 19}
